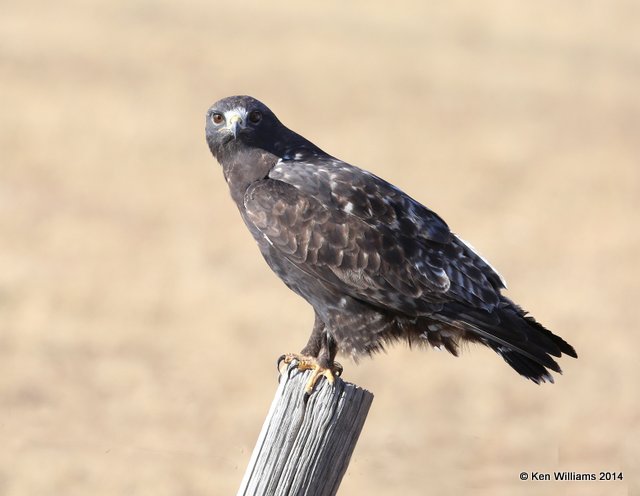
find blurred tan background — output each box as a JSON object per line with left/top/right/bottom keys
{"left": 1, "top": 0, "right": 639, "bottom": 495}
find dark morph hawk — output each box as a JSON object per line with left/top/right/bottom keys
{"left": 206, "top": 95, "right": 577, "bottom": 392}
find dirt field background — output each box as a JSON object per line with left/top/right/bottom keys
{"left": 1, "top": 1, "right": 639, "bottom": 495}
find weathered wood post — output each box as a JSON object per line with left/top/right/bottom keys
{"left": 237, "top": 362, "right": 374, "bottom": 496}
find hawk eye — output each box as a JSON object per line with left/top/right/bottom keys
{"left": 248, "top": 110, "right": 262, "bottom": 124}
{"left": 211, "top": 112, "right": 224, "bottom": 124}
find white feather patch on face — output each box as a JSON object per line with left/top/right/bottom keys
{"left": 344, "top": 202, "right": 354, "bottom": 214}
{"left": 223, "top": 107, "right": 248, "bottom": 127}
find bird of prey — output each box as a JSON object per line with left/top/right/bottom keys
{"left": 205, "top": 95, "right": 577, "bottom": 393}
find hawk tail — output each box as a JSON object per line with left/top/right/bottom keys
{"left": 438, "top": 297, "right": 577, "bottom": 384}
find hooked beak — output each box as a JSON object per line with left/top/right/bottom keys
{"left": 225, "top": 112, "right": 244, "bottom": 139}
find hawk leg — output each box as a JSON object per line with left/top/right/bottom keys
{"left": 277, "top": 314, "right": 342, "bottom": 394}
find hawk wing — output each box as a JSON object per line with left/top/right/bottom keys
{"left": 244, "top": 159, "right": 503, "bottom": 315}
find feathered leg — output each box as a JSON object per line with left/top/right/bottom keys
{"left": 278, "top": 313, "right": 342, "bottom": 394}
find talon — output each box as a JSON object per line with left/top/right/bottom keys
{"left": 276, "top": 354, "right": 287, "bottom": 374}
{"left": 333, "top": 361, "right": 343, "bottom": 377}
{"left": 277, "top": 353, "right": 344, "bottom": 394}
{"left": 277, "top": 354, "right": 298, "bottom": 375}
{"left": 303, "top": 365, "right": 336, "bottom": 394}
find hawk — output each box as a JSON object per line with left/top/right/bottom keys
{"left": 205, "top": 95, "right": 576, "bottom": 392}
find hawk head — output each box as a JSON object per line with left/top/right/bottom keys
{"left": 205, "top": 95, "right": 285, "bottom": 161}
{"left": 205, "top": 96, "right": 323, "bottom": 202}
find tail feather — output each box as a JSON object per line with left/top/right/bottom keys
{"left": 437, "top": 297, "right": 577, "bottom": 384}
{"left": 492, "top": 344, "right": 555, "bottom": 384}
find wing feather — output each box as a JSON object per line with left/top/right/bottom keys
{"left": 245, "top": 179, "right": 447, "bottom": 315}
{"left": 245, "top": 159, "right": 504, "bottom": 314}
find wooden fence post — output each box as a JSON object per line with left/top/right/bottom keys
{"left": 237, "top": 362, "right": 374, "bottom": 496}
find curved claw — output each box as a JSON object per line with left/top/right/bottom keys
{"left": 277, "top": 354, "right": 300, "bottom": 376}
{"left": 277, "top": 353, "right": 344, "bottom": 394}
{"left": 333, "top": 361, "right": 344, "bottom": 377}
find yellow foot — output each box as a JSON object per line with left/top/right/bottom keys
{"left": 277, "top": 353, "right": 343, "bottom": 394}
